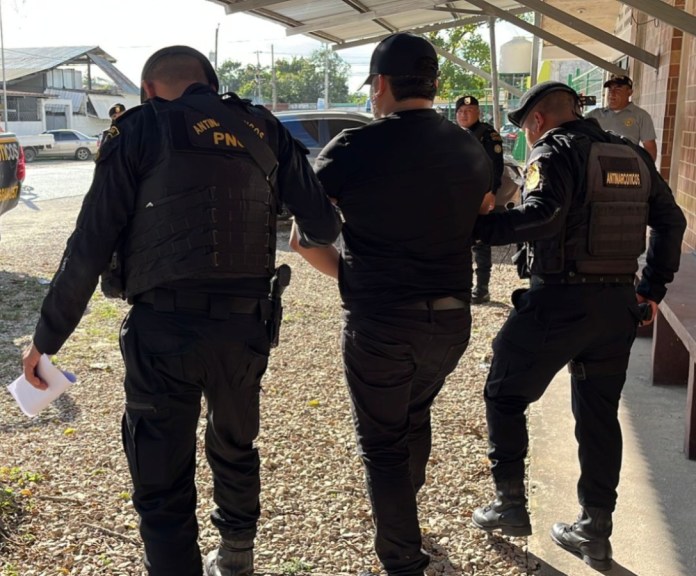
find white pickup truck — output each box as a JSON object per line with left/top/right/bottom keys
{"left": 17, "top": 133, "right": 55, "bottom": 162}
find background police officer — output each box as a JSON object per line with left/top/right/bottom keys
{"left": 470, "top": 82, "right": 685, "bottom": 571}
{"left": 586, "top": 74, "right": 657, "bottom": 162}
{"left": 290, "top": 33, "right": 492, "bottom": 576}
{"left": 98, "top": 103, "right": 127, "bottom": 147}
{"left": 22, "top": 45, "right": 341, "bottom": 576}
{"left": 455, "top": 95, "right": 504, "bottom": 304}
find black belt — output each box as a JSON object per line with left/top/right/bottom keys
{"left": 132, "top": 288, "right": 272, "bottom": 320}
{"left": 396, "top": 296, "right": 468, "bottom": 310}
{"left": 531, "top": 274, "right": 634, "bottom": 286}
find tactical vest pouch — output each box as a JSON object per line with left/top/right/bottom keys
{"left": 100, "top": 249, "right": 126, "bottom": 300}
{"left": 588, "top": 201, "right": 648, "bottom": 257}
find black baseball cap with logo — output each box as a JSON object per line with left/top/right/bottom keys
{"left": 455, "top": 95, "right": 479, "bottom": 111}
{"left": 362, "top": 33, "right": 439, "bottom": 86}
{"left": 603, "top": 74, "right": 633, "bottom": 89}
{"left": 507, "top": 81, "right": 580, "bottom": 127}
{"left": 108, "top": 103, "right": 126, "bottom": 118}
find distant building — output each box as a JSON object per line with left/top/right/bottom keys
{"left": 1, "top": 46, "right": 139, "bottom": 136}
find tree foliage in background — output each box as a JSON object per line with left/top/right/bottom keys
{"left": 428, "top": 25, "right": 491, "bottom": 104}
{"left": 216, "top": 48, "right": 353, "bottom": 105}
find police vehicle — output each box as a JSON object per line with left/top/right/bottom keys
{"left": 0, "top": 132, "right": 25, "bottom": 229}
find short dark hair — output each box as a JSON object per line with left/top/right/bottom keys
{"left": 387, "top": 75, "right": 437, "bottom": 102}
{"left": 142, "top": 53, "right": 209, "bottom": 86}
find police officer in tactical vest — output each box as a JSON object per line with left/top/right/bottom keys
{"left": 470, "top": 81, "right": 685, "bottom": 571}
{"left": 22, "top": 46, "right": 341, "bottom": 576}
{"left": 454, "top": 95, "right": 504, "bottom": 303}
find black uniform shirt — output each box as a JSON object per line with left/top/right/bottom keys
{"left": 475, "top": 118, "right": 686, "bottom": 302}
{"left": 314, "top": 107, "right": 492, "bottom": 312}
{"left": 468, "top": 120, "right": 504, "bottom": 193}
{"left": 33, "top": 84, "right": 340, "bottom": 355}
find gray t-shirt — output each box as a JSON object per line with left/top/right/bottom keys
{"left": 586, "top": 102, "right": 656, "bottom": 145}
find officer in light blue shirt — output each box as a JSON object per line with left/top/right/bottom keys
{"left": 586, "top": 74, "right": 657, "bottom": 161}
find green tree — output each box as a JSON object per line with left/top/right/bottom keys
{"left": 428, "top": 26, "right": 491, "bottom": 104}
{"left": 215, "top": 48, "right": 352, "bottom": 105}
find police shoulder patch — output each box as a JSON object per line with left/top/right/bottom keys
{"left": 490, "top": 131, "right": 503, "bottom": 142}
{"left": 104, "top": 125, "right": 120, "bottom": 141}
{"left": 525, "top": 162, "right": 541, "bottom": 190}
{"left": 95, "top": 126, "right": 120, "bottom": 164}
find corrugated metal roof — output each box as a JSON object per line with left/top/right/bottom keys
{"left": 208, "top": 0, "right": 529, "bottom": 45}
{"left": 44, "top": 88, "right": 86, "bottom": 113}
{"left": 1, "top": 46, "right": 115, "bottom": 83}
{"left": 208, "top": 0, "right": 695, "bottom": 74}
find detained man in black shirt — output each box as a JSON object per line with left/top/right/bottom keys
{"left": 290, "top": 33, "right": 491, "bottom": 576}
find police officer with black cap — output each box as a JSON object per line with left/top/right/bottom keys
{"left": 455, "top": 94, "right": 505, "bottom": 303}
{"left": 22, "top": 45, "right": 341, "bottom": 576}
{"left": 290, "top": 33, "right": 491, "bottom": 576}
{"left": 98, "top": 103, "right": 127, "bottom": 147}
{"left": 470, "top": 81, "right": 685, "bottom": 571}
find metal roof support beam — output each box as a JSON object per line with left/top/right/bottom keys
{"left": 511, "top": 0, "right": 659, "bottom": 68}
{"left": 620, "top": 0, "right": 696, "bottom": 38}
{"left": 286, "top": 0, "right": 455, "bottom": 36}
{"left": 218, "top": 0, "right": 302, "bottom": 15}
{"left": 453, "top": 1, "right": 625, "bottom": 76}
{"left": 434, "top": 46, "right": 524, "bottom": 97}
{"left": 333, "top": 7, "right": 530, "bottom": 51}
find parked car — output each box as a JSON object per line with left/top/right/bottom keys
{"left": 0, "top": 132, "right": 25, "bottom": 237}
{"left": 273, "top": 110, "right": 372, "bottom": 219}
{"left": 275, "top": 110, "right": 372, "bottom": 160}
{"left": 17, "top": 133, "right": 55, "bottom": 163}
{"left": 40, "top": 129, "right": 99, "bottom": 161}
{"left": 499, "top": 123, "right": 519, "bottom": 153}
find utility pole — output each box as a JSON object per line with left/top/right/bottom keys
{"left": 214, "top": 23, "right": 220, "bottom": 71}
{"left": 1, "top": 0, "right": 9, "bottom": 131}
{"left": 488, "top": 17, "right": 501, "bottom": 130}
{"left": 254, "top": 50, "right": 262, "bottom": 103}
{"left": 323, "top": 44, "right": 330, "bottom": 110}
{"left": 271, "top": 44, "right": 277, "bottom": 111}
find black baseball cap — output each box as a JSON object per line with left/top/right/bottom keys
{"left": 603, "top": 74, "right": 633, "bottom": 89}
{"left": 108, "top": 103, "right": 125, "bottom": 118}
{"left": 507, "top": 81, "right": 580, "bottom": 127}
{"left": 455, "top": 95, "right": 479, "bottom": 111}
{"left": 362, "top": 33, "right": 439, "bottom": 86}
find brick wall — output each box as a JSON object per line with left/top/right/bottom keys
{"left": 676, "top": 0, "right": 696, "bottom": 251}
{"left": 630, "top": 0, "right": 695, "bottom": 251}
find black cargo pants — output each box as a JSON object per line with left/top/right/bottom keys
{"left": 472, "top": 242, "right": 492, "bottom": 288}
{"left": 120, "top": 303, "right": 270, "bottom": 576}
{"left": 484, "top": 282, "right": 640, "bottom": 511}
{"left": 342, "top": 304, "right": 471, "bottom": 576}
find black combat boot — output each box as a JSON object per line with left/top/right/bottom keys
{"left": 204, "top": 539, "right": 254, "bottom": 576}
{"left": 471, "top": 285, "right": 490, "bottom": 305}
{"left": 471, "top": 480, "right": 532, "bottom": 536}
{"left": 550, "top": 507, "right": 613, "bottom": 571}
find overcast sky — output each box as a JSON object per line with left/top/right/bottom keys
{"left": 1, "top": 0, "right": 528, "bottom": 91}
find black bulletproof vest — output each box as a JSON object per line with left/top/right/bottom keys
{"left": 528, "top": 134, "right": 651, "bottom": 276}
{"left": 124, "top": 101, "right": 277, "bottom": 297}
{"left": 570, "top": 141, "right": 651, "bottom": 274}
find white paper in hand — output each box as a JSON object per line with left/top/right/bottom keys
{"left": 7, "top": 355, "right": 76, "bottom": 417}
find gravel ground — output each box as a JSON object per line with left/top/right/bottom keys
{"left": 0, "top": 196, "right": 535, "bottom": 576}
